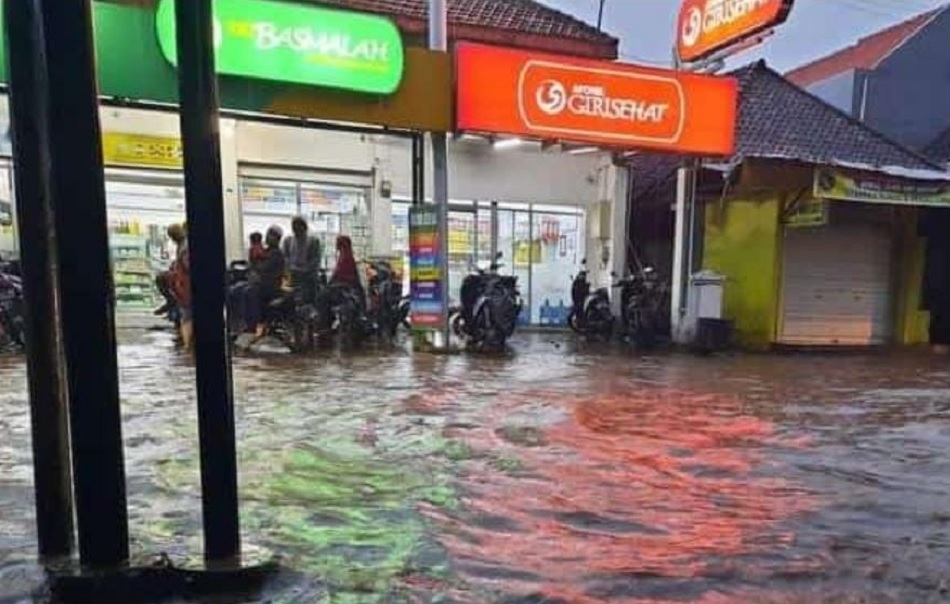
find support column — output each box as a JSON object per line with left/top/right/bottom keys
{"left": 429, "top": 0, "right": 450, "bottom": 348}
{"left": 671, "top": 161, "right": 698, "bottom": 344}
{"left": 4, "top": 0, "right": 74, "bottom": 561}
{"left": 173, "top": 0, "right": 241, "bottom": 563}
{"left": 38, "top": 0, "right": 128, "bottom": 569}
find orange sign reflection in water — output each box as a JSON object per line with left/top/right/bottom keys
{"left": 421, "top": 389, "right": 819, "bottom": 603}
{"left": 456, "top": 44, "right": 738, "bottom": 155}
{"left": 677, "top": 0, "right": 795, "bottom": 63}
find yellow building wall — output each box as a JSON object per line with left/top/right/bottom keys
{"left": 894, "top": 209, "right": 930, "bottom": 345}
{"left": 703, "top": 194, "right": 782, "bottom": 349}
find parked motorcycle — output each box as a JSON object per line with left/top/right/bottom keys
{"left": 568, "top": 259, "right": 614, "bottom": 340}
{"left": 453, "top": 253, "right": 522, "bottom": 351}
{"left": 617, "top": 266, "right": 664, "bottom": 349}
{"left": 0, "top": 263, "right": 25, "bottom": 351}
{"left": 366, "top": 259, "right": 409, "bottom": 339}
{"left": 228, "top": 261, "right": 330, "bottom": 353}
{"left": 329, "top": 282, "right": 373, "bottom": 346}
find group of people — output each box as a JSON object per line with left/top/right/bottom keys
{"left": 154, "top": 217, "right": 362, "bottom": 348}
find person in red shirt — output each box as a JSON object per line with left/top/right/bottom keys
{"left": 331, "top": 235, "right": 359, "bottom": 288}
{"left": 248, "top": 231, "right": 266, "bottom": 267}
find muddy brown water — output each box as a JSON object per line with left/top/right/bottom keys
{"left": 1, "top": 333, "right": 949, "bottom": 603}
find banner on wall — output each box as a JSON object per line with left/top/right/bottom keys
{"left": 102, "top": 133, "right": 183, "bottom": 169}
{"left": 814, "top": 168, "right": 950, "bottom": 207}
{"left": 455, "top": 43, "right": 738, "bottom": 154}
{"left": 409, "top": 206, "right": 445, "bottom": 332}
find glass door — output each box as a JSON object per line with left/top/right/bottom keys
{"left": 447, "top": 206, "right": 476, "bottom": 307}
{"left": 497, "top": 207, "right": 532, "bottom": 326}
{"left": 531, "top": 208, "right": 585, "bottom": 326}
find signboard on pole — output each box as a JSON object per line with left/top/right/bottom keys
{"left": 409, "top": 206, "right": 446, "bottom": 332}
{"left": 814, "top": 168, "right": 950, "bottom": 207}
{"left": 156, "top": 0, "right": 405, "bottom": 95}
{"left": 676, "top": 0, "right": 795, "bottom": 64}
{"left": 455, "top": 43, "right": 738, "bottom": 155}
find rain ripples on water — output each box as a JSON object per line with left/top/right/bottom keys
{"left": 1, "top": 333, "right": 950, "bottom": 603}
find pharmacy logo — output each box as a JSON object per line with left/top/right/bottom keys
{"left": 680, "top": 7, "right": 702, "bottom": 47}
{"left": 535, "top": 79, "right": 568, "bottom": 115}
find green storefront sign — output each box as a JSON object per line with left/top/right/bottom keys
{"left": 155, "top": 0, "right": 405, "bottom": 95}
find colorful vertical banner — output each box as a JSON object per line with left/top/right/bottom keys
{"left": 409, "top": 206, "right": 445, "bottom": 332}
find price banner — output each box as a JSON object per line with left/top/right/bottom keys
{"left": 409, "top": 206, "right": 445, "bottom": 332}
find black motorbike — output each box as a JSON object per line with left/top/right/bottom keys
{"left": 568, "top": 259, "right": 614, "bottom": 339}
{"left": 228, "top": 261, "right": 329, "bottom": 353}
{"left": 329, "top": 281, "right": 373, "bottom": 346}
{"left": 0, "top": 263, "right": 25, "bottom": 350}
{"left": 617, "top": 266, "right": 664, "bottom": 349}
{"left": 452, "top": 253, "right": 522, "bottom": 351}
{"left": 366, "top": 260, "right": 409, "bottom": 339}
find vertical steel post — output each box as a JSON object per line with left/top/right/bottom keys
{"left": 412, "top": 134, "right": 425, "bottom": 205}
{"left": 4, "top": 0, "right": 74, "bottom": 561}
{"left": 173, "top": 0, "right": 241, "bottom": 562}
{"left": 429, "top": 0, "right": 451, "bottom": 347}
{"left": 37, "top": 0, "right": 129, "bottom": 568}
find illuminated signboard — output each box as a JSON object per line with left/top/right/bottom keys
{"left": 677, "top": 0, "right": 795, "bottom": 63}
{"left": 455, "top": 44, "right": 738, "bottom": 155}
{"left": 155, "top": 0, "right": 405, "bottom": 95}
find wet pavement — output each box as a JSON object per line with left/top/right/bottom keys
{"left": 2, "top": 332, "right": 950, "bottom": 603}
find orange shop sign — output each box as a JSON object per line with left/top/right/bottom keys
{"left": 455, "top": 44, "right": 738, "bottom": 155}
{"left": 677, "top": 0, "right": 795, "bottom": 63}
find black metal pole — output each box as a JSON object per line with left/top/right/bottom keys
{"left": 173, "top": 0, "right": 241, "bottom": 562}
{"left": 36, "top": 0, "right": 129, "bottom": 569}
{"left": 412, "top": 133, "right": 425, "bottom": 205}
{"left": 597, "top": 0, "right": 607, "bottom": 31}
{"left": 4, "top": 0, "right": 74, "bottom": 562}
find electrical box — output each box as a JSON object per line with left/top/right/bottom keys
{"left": 590, "top": 200, "right": 612, "bottom": 240}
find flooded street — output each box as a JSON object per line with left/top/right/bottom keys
{"left": 2, "top": 333, "right": 950, "bottom": 603}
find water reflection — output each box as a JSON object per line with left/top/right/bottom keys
{"left": 0, "top": 336, "right": 948, "bottom": 603}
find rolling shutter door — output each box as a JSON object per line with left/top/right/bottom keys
{"left": 780, "top": 223, "right": 893, "bottom": 346}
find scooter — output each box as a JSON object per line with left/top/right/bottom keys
{"left": 366, "top": 259, "right": 408, "bottom": 339}
{"left": 617, "top": 265, "right": 664, "bottom": 349}
{"left": 453, "top": 252, "right": 522, "bottom": 351}
{"left": 568, "top": 259, "right": 614, "bottom": 340}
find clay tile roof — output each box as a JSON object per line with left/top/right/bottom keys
{"left": 926, "top": 127, "right": 950, "bottom": 163}
{"left": 731, "top": 62, "right": 939, "bottom": 172}
{"left": 307, "top": 0, "right": 618, "bottom": 58}
{"left": 786, "top": 6, "right": 946, "bottom": 87}
{"left": 628, "top": 61, "right": 942, "bottom": 197}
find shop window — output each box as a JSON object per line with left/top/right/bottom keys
{"left": 239, "top": 175, "right": 369, "bottom": 272}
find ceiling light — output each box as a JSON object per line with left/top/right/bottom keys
{"left": 567, "top": 146, "right": 599, "bottom": 155}
{"left": 492, "top": 138, "right": 522, "bottom": 150}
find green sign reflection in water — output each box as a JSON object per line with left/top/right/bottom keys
{"left": 155, "top": 0, "right": 405, "bottom": 95}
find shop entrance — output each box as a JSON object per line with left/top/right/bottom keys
{"left": 779, "top": 203, "right": 895, "bottom": 346}
{"left": 393, "top": 198, "right": 585, "bottom": 326}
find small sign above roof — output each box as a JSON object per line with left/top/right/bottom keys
{"left": 676, "top": 0, "right": 795, "bottom": 65}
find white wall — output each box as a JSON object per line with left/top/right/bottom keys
{"left": 377, "top": 136, "right": 601, "bottom": 206}
{"left": 235, "top": 121, "right": 374, "bottom": 171}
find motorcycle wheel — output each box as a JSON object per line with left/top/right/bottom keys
{"left": 567, "top": 308, "right": 583, "bottom": 333}
{"left": 627, "top": 311, "right": 657, "bottom": 350}
{"left": 474, "top": 305, "right": 505, "bottom": 352}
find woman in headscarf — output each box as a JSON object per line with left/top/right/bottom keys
{"left": 330, "top": 235, "right": 365, "bottom": 314}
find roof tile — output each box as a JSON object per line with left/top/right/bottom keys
{"left": 305, "top": 0, "right": 616, "bottom": 45}
{"left": 732, "top": 62, "right": 937, "bottom": 171}
{"left": 628, "top": 62, "right": 941, "bottom": 198}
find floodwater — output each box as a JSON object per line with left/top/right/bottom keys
{"left": 2, "top": 333, "right": 950, "bottom": 603}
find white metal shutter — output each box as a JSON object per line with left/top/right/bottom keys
{"left": 780, "top": 223, "right": 893, "bottom": 346}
